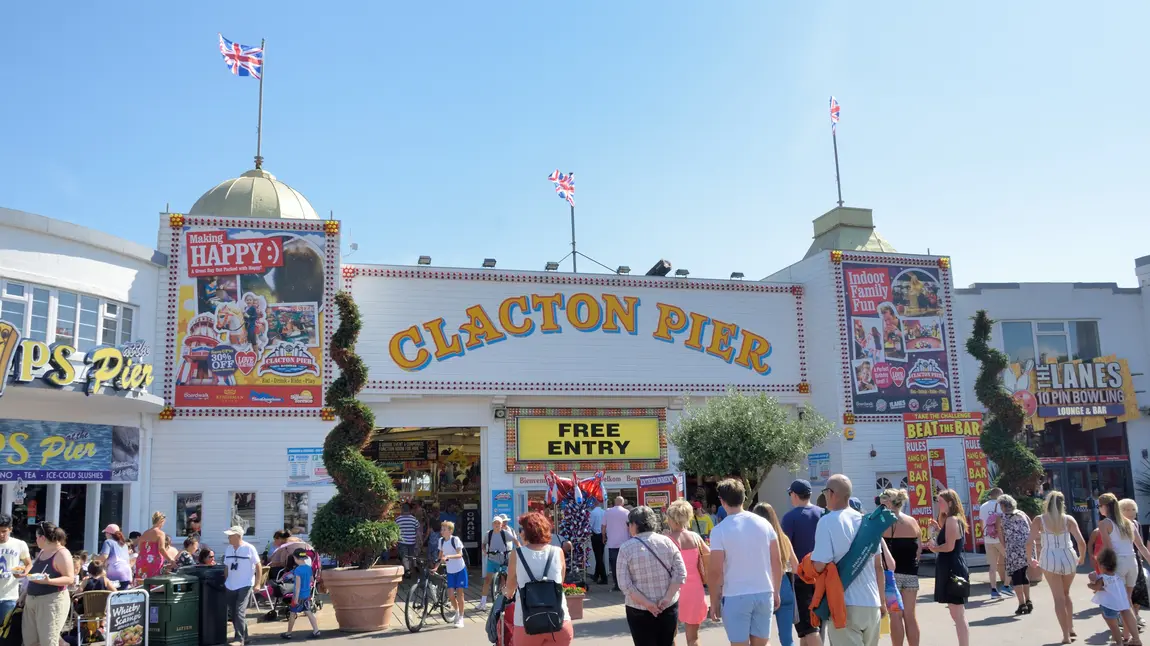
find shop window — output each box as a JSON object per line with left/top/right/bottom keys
{"left": 59, "top": 484, "right": 87, "bottom": 552}
{"left": 1001, "top": 322, "right": 1035, "bottom": 365}
{"left": 99, "top": 484, "right": 125, "bottom": 538}
{"left": 1096, "top": 421, "right": 1128, "bottom": 456}
{"left": 30, "top": 288, "right": 49, "bottom": 342}
{"left": 231, "top": 492, "right": 256, "bottom": 536}
{"left": 1063, "top": 423, "right": 1094, "bottom": 458}
{"left": 283, "top": 492, "right": 309, "bottom": 536}
{"left": 1070, "top": 321, "right": 1102, "bottom": 361}
{"left": 0, "top": 280, "right": 135, "bottom": 353}
{"left": 175, "top": 493, "right": 203, "bottom": 537}
{"left": 12, "top": 484, "right": 48, "bottom": 547}
{"left": 1031, "top": 426, "right": 1063, "bottom": 459}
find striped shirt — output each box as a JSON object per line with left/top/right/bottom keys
{"left": 396, "top": 514, "right": 420, "bottom": 545}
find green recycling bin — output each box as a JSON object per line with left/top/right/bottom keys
{"left": 145, "top": 574, "right": 200, "bottom": 646}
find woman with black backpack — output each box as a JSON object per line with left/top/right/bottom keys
{"left": 504, "top": 511, "right": 573, "bottom": 646}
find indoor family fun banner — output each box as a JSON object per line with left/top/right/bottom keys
{"left": 843, "top": 260, "right": 955, "bottom": 416}
{"left": 173, "top": 224, "right": 326, "bottom": 409}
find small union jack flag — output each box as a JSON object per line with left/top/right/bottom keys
{"left": 830, "top": 96, "right": 841, "bottom": 132}
{"left": 219, "top": 34, "right": 263, "bottom": 79}
{"left": 548, "top": 169, "right": 575, "bottom": 206}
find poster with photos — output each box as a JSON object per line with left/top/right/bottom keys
{"left": 842, "top": 260, "right": 954, "bottom": 415}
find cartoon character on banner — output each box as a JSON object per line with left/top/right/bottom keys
{"left": 544, "top": 471, "right": 605, "bottom": 577}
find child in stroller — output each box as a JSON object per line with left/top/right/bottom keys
{"left": 280, "top": 548, "right": 322, "bottom": 638}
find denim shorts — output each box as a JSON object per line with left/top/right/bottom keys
{"left": 722, "top": 592, "right": 774, "bottom": 642}
{"left": 1102, "top": 605, "right": 1121, "bottom": 620}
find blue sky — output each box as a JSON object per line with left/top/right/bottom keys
{"left": 3, "top": 3, "right": 1147, "bottom": 286}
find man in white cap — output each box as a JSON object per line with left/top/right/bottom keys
{"left": 477, "top": 514, "right": 517, "bottom": 611}
{"left": 223, "top": 526, "right": 259, "bottom": 645}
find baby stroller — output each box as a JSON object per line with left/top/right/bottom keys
{"left": 270, "top": 548, "right": 324, "bottom": 620}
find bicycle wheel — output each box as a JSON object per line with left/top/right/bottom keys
{"left": 404, "top": 579, "right": 430, "bottom": 633}
{"left": 439, "top": 581, "right": 458, "bottom": 623}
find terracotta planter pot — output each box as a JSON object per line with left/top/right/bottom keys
{"left": 323, "top": 565, "right": 404, "bottom": 632}
{"left": 566, "top": 595, "right": 584, "bottom": 620}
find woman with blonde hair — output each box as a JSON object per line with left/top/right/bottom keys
{"left": 1119, "top": 498, "right": 1150, "bottom": 629}
{"left": 134, "top": 511, "right": 172, "bottom": 583}
{"left": 927, "top": 489, "right": 970, "bottom": 646}
{"left": 881, "top": 488, "right": 921, "bottom": 646}
{"left": 1098, "top": 492, "right": 1150, "bottom": 637}
{"left": 1027, "top": 490, "right": 1087, "bottom": 644}
{"left": 752, "top": 502, "right": 799, "bottom": 646}
{"left": 664, "top": 499, "right": 710, "bottom": 646}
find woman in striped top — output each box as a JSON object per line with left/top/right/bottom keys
{"left": 1027, "top": 491, "right": 1086, "bottom": 644}
{"left": 395, "top": 503, "right": 421, "bottom": 574}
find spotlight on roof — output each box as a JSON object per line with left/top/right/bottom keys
{"left": 617, "top": 266, "right": 631, "bottom": 275}
{"left": 544, "top": 261, "right": 559, "bottom": 271}
{"left": 418, "top": 255, "right": 431, "bottom": 265}
{"left": 730, "top": 272, "right": 745, "bottom": 280}
{"left": 482, "top": 258, "right": 496, "bottom": 268}
{"left": 646, "top": 260, "right": 672, "bottom": 277}
{"left": 675, "top": 268, "right": 690, "bottom": 277}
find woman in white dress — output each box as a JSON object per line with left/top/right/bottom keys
{"left": 1027, "top": 491, "right": 1087, "bottom": 644}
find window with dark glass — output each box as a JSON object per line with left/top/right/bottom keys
{"left": 1062, "top": 422, "right": 1094, "bottom": 458}
{"left": 1070, "top": 321, "right": 1102, "bottom": 361}
{"left": 1095, "top": 421, "right": 1128, "bottom": 456}
{"left": 1001, "top": 322, "right": 1036, "bottom": 365}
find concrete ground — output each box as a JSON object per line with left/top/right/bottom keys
{"left": 243, "top": 565, "right": 1128, "bottom": 645}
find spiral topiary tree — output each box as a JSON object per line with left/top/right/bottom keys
{"left": 966, "top": 310, "right": 1043, "bottom": 517}
{"left": 310, "top": 291, "right": 399, "bottom": 568}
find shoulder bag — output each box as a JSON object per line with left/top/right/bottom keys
{"left": 515, "top": 546, "right": 565, "bottom": 635}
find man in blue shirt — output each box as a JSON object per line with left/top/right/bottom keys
{"left": 589, "top": 503, "right": 608, "bottom": 584}
{"left": 782, "top": 479, "right": 824, "bottom": 646}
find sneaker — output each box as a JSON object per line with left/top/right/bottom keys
{"left": 1002, "top": 585, "right": 1016, "bottom": 596}
{"left": 455, "top": 617, "right": 465, "bottom": 628}
{"left": 990, "top": 587, "right": 1001, "bottom": 599}
{"left": 477, "top": 599, "right": 487, "bottom": 611}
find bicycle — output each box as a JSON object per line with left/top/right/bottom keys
{"left": 404, "top": 557, "right": 457, "bottom": 632}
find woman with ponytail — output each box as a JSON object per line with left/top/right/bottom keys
{"left": 1098, "top": 492, "right": 1150, "bottom": 643}
{"left": 1027, "top": 491, "right": 1086, "bottom": 644}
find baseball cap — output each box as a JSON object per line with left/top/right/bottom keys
{"left": 492, "top": 516, "right": 505, "bottom": 524}
{"left": 848, "top": 497, "right": 863, "bottom": 512}
{"left": 787, "top": 479, "right": 813, "bottom": 497}
{"left": 292, "top": 548, "right": 308, "bottom": 559}
{"left": 102, "top": 524, "right": 121, "bottom": 535}
{"left": 223, "top": 525, "right": 245, "bottom": 536}
{"left": 691, "top": 501, "right": 703, "bottom": 510}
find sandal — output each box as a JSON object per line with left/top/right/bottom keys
{"left": 309, "top": 632, "right": 321, "bottom": 639}
{"left": 281, "top": 634, "right": 293, "bottom": 640}
{"left": 1015, "top": 604, "right": 1027, "bottom": 615}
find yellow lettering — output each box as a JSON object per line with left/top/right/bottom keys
{"left": 43, "top": 343, "right": 76, "bottom": 387}
{"left": 530, "top": 294, "right": 565, "bottom": 333}
{"left": 565, "top": 293, "right": 602, "bottom": 332}
{"left": 141, "top": 364, "right": 154, "bottom": 387}
{"left": 7, "top": 433, "right": 27, "bottom": 466}
{"left": 15, "top": 340, "right": 49, "bottom": 383}
{"left": 498, "top": 296, "right": 534, "bottom": 336}
{"left": 683, "top": 312, "right": 710, "bottom": 352}
{"left": 705, "top": 318, "right": 739, "bottom": 363}
{"left": 458, "top": 305, "right": 506, "bottom": 349}
{"left": 601, "top": 294, "right": 639, "bottom": 334}
{"left": 388, "top": 326, "right": 432, "bottom": 371}
{"left": 652, "top": 303, "right": 687, "bottom": 343}
{"left": 423, "top": 318, "right": 465, "bottom": 360}
{"left": 40, "top": 437, "right": 65, "bottom": 466}
{"left": 733, "top": 329, "right": 772, "bottom": 375}
{"left": 85, "top": 347, "right": 124, "bottom": 396}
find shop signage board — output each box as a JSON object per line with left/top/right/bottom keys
{"left": 106, "top": 588, "right": 148, "bottom": 646}
{"left": 286, "top": 448, "right": 332, "bottom": 487}
{"left": 506, "top": 407, "right": 667, "bottom": 472}
{"left": 491, "top": 489, "right": 514, "bottom": 528}
{"left": 964, "top": 437, "right": 991, "bottom": 547}
{"left": 901, "top": 412, "right": 984, "bottom": 542}
{"left": 171, "top": 221, "right": 331, "bottom": 409}
{"left": 347, "top": 268, "right": 805, "bottom": 394}
{"left": 840, "top": 258, "right": 958, "bottom": 417}
{"left": 0, "top": 322, "right": 155, "bottom": 399}
{"left": 513, "top": 471, "right": 660, "bottom": 488}
{"left": 516, "top": 417, "right": 660, "bottom": 461}
{"left": 373, "top": 440, "right": 439, "bottom": 462}
{"left": 1003, "top": 356, "right": 1141, "bottom": 430}
{"left": 807, "top": 452, "right": 831, "bottom": 485}
{"left": 0, "top": 420, "right": 139, "bottom": 482}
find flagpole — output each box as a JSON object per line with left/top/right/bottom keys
{"left": 255, "top": 38, "right": 266, "bottom": 169}
{"left": 832, "top": 126, "right": 844, "bottom": 207}
{"left": 570, "top": 203, "right": 577, "bottom": 273}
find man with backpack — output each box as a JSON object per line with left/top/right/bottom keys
{"left": 979, "top": 487, "right": 1013, "bottom": 598}
{"left": 478, "top": 515, "right": 518, "bottom": 611}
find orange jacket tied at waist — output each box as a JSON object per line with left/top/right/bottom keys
{"left": 797, "top": 554, "right": 847, "bottom": 629}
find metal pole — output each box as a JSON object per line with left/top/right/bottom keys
{"left": 832, "top": 128, "right": 843, "bottom": 207}
{"left": 570, "top": 203, "right": 577, "bottom": 273}
{"left": 255, "top": 38, "right": 266, "bottom": 169}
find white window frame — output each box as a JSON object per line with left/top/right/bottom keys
{"left": 174, "top": 492, "right": 204, "bottom": 538}
{"left": 999, "top": 319, "right": 1102, "bottom": 365}
{"left": 0, "top": 279, "right": 136, "bottom": 351}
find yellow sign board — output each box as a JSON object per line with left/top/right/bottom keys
{"left": 516, "top": 417, "right": 661, "bottom": 461}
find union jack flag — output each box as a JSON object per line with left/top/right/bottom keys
{"left": 547, "top": 169, "right": 575, "bottom": 206}
{"left": 830, "top": 96, "right": 841, "bottom": 132}
{"left": 219, "top": 34, "right": 263, "bottom": 79}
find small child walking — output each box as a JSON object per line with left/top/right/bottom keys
{"left": 1091, "top": 547, "right": 1141, "bottom": 645}
{"left": 439, "top": 521, "right": 468, "bottom": 628}
{"left": 281, "top": 548, "right": 321, "bottom": 639}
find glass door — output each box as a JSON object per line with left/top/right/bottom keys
{"left": 1066, "top": 465, "right": 1094, "bottom": 533}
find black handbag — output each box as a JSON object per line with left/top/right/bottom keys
{"left": 947, "top": 574, "right": 970, "bottom": 599}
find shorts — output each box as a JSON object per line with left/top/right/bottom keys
{"left": 721, "top": 592, "right": 774, "bottom": 642}
{"left": 894, "top": 573, "right": 920, "bottom": 590}
{"left": 289, "top": 598, "right": 315, "bottom": 614}
{"left": 1010, "top": 567, "right": 1030, "bottom": 587}
{"left": 486, "top": 558, "right": 508, "bottom": 575}
{"left": 1117, "top": 554, "right": 1140, "bottom": 587}
{"left": 792, "top": 579, "right": 817, "bottom": 637}
{"left": 446, "top": 569, "right": 469, "bottom": 590}
{"left": 1102, "top": 605, "right": 1122, "bottom": 620}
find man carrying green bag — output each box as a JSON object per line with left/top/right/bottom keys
{"left": 811, "top": 475, "right": 894, "bottom": 646}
